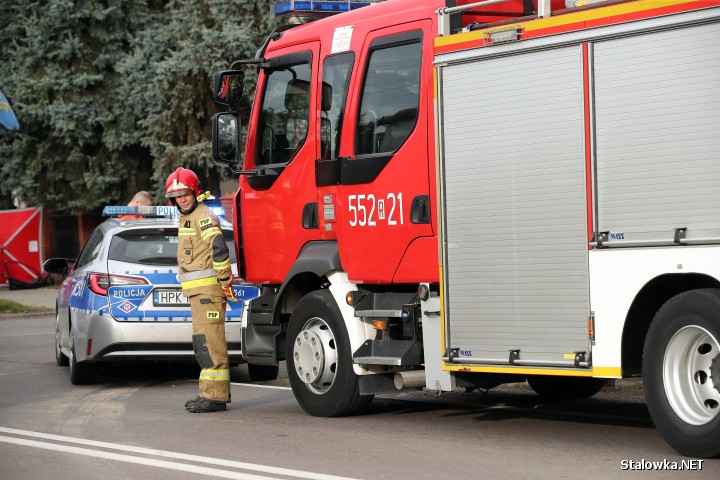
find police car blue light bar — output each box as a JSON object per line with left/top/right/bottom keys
{"left": 102, "top": 206, "right": 179, "bottom": 217}
{"left": 272, "top": 0, "right": 371, "bottom": 17}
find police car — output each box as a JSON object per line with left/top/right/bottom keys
{"left": 43, "top": 204, "right": 262, "bottom": 385}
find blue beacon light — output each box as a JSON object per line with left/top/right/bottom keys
{"left": 272, "top": 0, "right": 371, "bottom": 17}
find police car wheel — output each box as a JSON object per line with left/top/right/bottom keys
{"left": 286, "top": 289, "right": 373, "bottom": 417}
{"left": 643, "top": 288, "right": 720, "bottom": 458}
{"left": 69, "top": 338, "right": 96, "bottom": 385}
{"left": 54, "top": 310, "right": 68, "bottom": 367}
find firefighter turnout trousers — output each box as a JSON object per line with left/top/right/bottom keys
{"left": 190, "top": 291, "right": 230, "bottom": 403}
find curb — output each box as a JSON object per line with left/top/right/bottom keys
{"left": 0, "top": 311, "right": 54, "bottom": 320}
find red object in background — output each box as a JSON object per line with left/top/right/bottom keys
{"left": 0, "top": 207, "right": 45, "bottom": 286}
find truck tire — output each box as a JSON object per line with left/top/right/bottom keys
{"left": 643, "top": 289, "right": 720, "bottom": 458}
{"left": 286, "top": 289, "right": 373, "bottom": 417}
{"left": 526, "top": 375, "right": 607, "bottom": 400}
{"left": 248, "top": 363, "right": 279, "bottom": 382}
{"left": 69, "top": 338, "right": 96, "bottom": 385}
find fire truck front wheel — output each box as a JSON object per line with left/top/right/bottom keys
{"left": 643, "top": 288, "right": 720, "bottom": 458}
{"left": 286, "top": 289, "right": 374, "bottom": 417}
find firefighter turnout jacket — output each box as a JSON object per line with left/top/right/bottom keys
{"left": 177, "top": 202, "right": 232, "bottom": 403}
{"left": 177, "top": 203, "right": 232, "bottom": 294}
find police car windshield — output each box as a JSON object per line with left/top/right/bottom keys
{"left": 109, "top": 229, "right": 236, "bottom": 266}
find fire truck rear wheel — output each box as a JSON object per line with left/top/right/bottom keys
{"left": 643, "top": 288, "right": 720, "bottom": 458}
{"left": 286, "top": 289, "right": 373, "bottom": 417}
{"left": 526, "top": 375, "right": 607, "bottom": 400}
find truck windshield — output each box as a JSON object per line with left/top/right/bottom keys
{"left": 256, "top": 62, "right": 312, "bottom": 166}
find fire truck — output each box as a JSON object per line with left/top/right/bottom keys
{"left": 211, "top": 0, "right": 720, "bottom": 457}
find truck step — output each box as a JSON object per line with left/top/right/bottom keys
{"left": 354, "top": 356, "right": 404, "bottom": 366}
{"left": 353, "top": 339, "right": 423, "bottom": 366}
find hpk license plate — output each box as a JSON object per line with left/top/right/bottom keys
{"left": 153, "top": 289, "right": 189, "bottom": 306}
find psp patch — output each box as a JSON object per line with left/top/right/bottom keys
{"left": 198, "top": 217, "right": 214, "bottom": 230}
{"left": 207, "top": 310, "right": 220, "bottom": 320}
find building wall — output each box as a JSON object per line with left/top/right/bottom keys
{"left": 43, "top": 213, "right": 102, "bottom": 261}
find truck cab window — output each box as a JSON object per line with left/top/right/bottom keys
{"left": 320, "top": 52, "right": 354, "bottom": 160}
{"left": 256, "top": 62, "right": 311, "bottom": 166}
{"left": 355, "top": 42, "right": 421, "bottom": 155}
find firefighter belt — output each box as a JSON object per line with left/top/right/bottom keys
{"left": 190, "top": 291, "right": 230, "bottom": 403}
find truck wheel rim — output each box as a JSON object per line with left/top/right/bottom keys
{"left": 663, "top": 325, "right": 720, "bottom": 425}
{"left": 293, "top": 317, "right": 337, "bottom": 394}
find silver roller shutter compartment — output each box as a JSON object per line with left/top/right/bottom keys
{"left": 440, "top": 45, "right": 589, "bottom": 364}
{"left": 595, "top": 22, "right": 720, "bottom": 245}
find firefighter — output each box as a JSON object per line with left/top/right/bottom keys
{"left": 165, "top": 167, "right": 239, "bottom": 413}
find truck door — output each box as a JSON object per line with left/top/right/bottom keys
{"left": 334, "top": 21, "right": 435, "bottom": 284}
{"left": 240, "top": 43, "right": 321, "bottom": 284}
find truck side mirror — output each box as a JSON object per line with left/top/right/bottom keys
{"left": 212, "top": 112, "right": 242, "bottom": 165}
{"left": 214, "top": 70, "right": 244, "bottom": 106}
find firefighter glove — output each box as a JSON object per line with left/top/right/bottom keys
{"left": 223, "top": 285, "right": 240, "bottom": 302}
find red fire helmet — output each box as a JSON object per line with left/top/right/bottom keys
{"left": 165, "top": 167, "right": 200, "bottom": 198}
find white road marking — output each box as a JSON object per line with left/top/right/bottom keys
{"left": 230, "top": 382, "right": 291, "bottom": 390}
{"left": 0, "top": 427, "right": 359, "bottom": 480}
{"left": 0, "top": 436, "right": 272, "bottom": 480}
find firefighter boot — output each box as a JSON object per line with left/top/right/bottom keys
{"left": 186, "top": 397, "right": 227, "bottom": 413}
{"left": 185, "top": 393, "right": 229, "bottom": 407}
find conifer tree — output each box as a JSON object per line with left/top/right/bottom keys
{"left": 0, "top": 0, "right": 279, "bottom": 212}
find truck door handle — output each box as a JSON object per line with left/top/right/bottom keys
{"left": 302, "top": 203, "right": 319, "bottom": 229}
{"left": 410, "top": 195, "right": 430, "bottom": 224}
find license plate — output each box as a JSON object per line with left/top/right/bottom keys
{"left": 153, "top": 289, "right": 189, "bottom": 306}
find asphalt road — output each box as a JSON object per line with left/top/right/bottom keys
{"left": 1, "top": 313, "right": 718, "bottom": 479}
